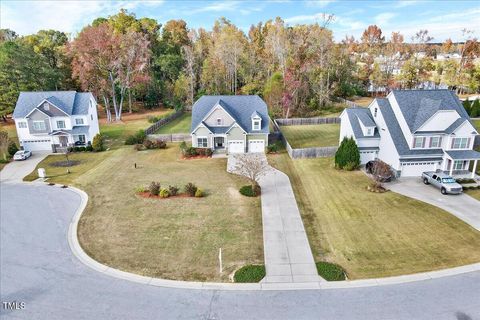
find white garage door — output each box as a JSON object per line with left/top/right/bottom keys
{"left": 400, "top": 162, "right": 437, "bottom": 177}
{"left": 21, "top": 139, "right": 52, "bottom": 151}
{"left": 228, "top": 140, "right": 244, "bottom": 154}
{"left": 248, "top": 140, "right": 265, "bottom": 153}
{"left": 360, "top": 151, "right": 376, "bottom": 164}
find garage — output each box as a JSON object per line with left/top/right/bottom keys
{"left": 400, "top": 161, "right": 437, "bottom": 177}
{"left": 360, "top": 151, "right": 377, "bottom": 164}
{"left": 248, "top": 140, "right": 265, "bottom": 153}
{"left": 21, "top": 139, "right": 52, "bottom": 151}
{"left": 228, "top": 140, "right": 244, "bottom": 154}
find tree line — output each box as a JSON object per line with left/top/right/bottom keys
{"left": 1, "top": 9, "right": 479, "bottom": 121}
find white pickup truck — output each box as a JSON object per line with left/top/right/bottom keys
{"left": 422, "top": 172, "right": 463, "bottom": 195}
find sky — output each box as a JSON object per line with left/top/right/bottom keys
{"left": 1, "top": 0, "right": 479, "bottom": 42}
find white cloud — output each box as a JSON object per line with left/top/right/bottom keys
{"left": 285, "top": 12, "right": 334, "bottom": 24}
{"left": 395, "top": 0, "right": 420, "bottom": 8}
{"left": 189, "top": 1, "right": 241, "bottom": 14}
{"left": 305, "top": 0, "right": 336, "bottom": 7}
{"left": 374, "top": 12, "right": 396, "bottom": 26}
{"left": 0, "top": 1, "right": 163, "bottom": 36}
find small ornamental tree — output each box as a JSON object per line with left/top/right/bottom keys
{"left": 335, "top": 137, "right": 360, "bottom": 170}
{"left": 92, "top": 133, "right": 104, "bottom": 152}
{"left": 463, "top": 99, "right": 471, "bottom": 115}
{"left": 233, "top": 154, "right": 269, "bottom": 196}
{"left": 7, "top": 140, "right": 18, "bottom": 156}
{"left": 470, "top": 99, "right": 480, "bottom": 118}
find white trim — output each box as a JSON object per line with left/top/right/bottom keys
{"left": 25, "top": 98, "right": 69, "bottom": 118}
{"left": 191, "top": 122, "right": 212, "bottom": 134}
{"left": 415, "top": 109, "right": 460, "bottom": 132}
{"left": 32, "top": 120, "right": 47, "bottom": 131}
{"left": 25, "top": 107, "right": 50, "bottom": 118}
{"left": 196, "top": 136, "right": 208, "bottom": 148}
{"left": 226, "top": 122, "right": 247, "bottom": 134}
{"left": 201, "top": 103, "right": 236, "bottom": 126}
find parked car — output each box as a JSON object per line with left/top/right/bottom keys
{"left": 422, "top": 172, "right": 463, "bottom": 195}
{"left": 13, "top": 150, "right": 32, "bottom": 161}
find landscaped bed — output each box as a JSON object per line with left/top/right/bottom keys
{"left": 268, "top": 152, "right": 480, "bottom": 280}
{"left": 49, "top": 146, "right": 262, "bottom": 282}
{"left": 280, "top": 124, "right": 340, "bottom": 148}
{"left": 154, "top": 113, "right": 192, "bottom": 134}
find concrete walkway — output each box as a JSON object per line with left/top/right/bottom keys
{"left": 0, "top": 152, "right": 49, "bottom": 183}
{"left": 227, "top": 154, "right": 320, "bottom": 283}
{"left": 388, "top": 177, "right": 480, "bottom": 231}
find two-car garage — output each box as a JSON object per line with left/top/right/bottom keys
{"left": 21, "top": 139, "right": 52, "bottom": 152}
{"left": 227, "top": 139, "right": 266, "bottom": 153}
{"left": 400, "top": 161, "right": 439, "bottom": 177}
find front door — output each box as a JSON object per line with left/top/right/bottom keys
{"left": 59, "top": 136, "right": 68, "bottom": 147}
{"left": 214, "top": 137, "right": 225, "bottom": 148}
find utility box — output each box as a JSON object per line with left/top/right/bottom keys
{"left": 38, "top": 168, "right": 46, "bottom": 178}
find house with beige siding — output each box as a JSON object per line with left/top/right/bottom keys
{"left": 190, "top": 95, "right": 270, "bottom": 154}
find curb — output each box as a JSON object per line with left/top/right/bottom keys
{"left": 61, "top": 183, "right": 480, "bottom": 291}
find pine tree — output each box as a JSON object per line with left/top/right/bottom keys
{"left": 463, "top": 98, "right": 471, "bottom": 115}
{"left": 471, "top": 99, "right": 480, "bottom": 118}
{"left": 335, "top": 137, "right": 360, "bottom": 170}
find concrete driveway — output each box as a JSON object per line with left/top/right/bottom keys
{"left": 389, "top": 177, "right": 480, "bottom": 231}
{"left": 2, "top": 182, "right": 480, "bottom": 319}
{"left": 0, "top": 152, "right": 49, "bottom": 182}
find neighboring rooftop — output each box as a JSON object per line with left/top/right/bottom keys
{"left": 190, "top": 95, "right": 269, "bottom": 133}
{"left": 13, "top": 91, "right": 94, "bottom": 118}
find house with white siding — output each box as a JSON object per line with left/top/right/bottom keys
{"left": 339, "top": 90, "right": 480, "bottom": 177}
{"left": 13, "top": 91, "right": 100, "bottom": 152}
{"left": 190, "top": 95, "right": 270, "bottom": 154}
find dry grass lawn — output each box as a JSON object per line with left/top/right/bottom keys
{"left": 280, "top": 124, "right": 340, "bottom": 148}
{"left": 154, "top": 113, "right": 192, "bottom": 134}
{"left": 68, "top": 146, "right": 263, "bottom": 282}
{"left": 350, "top": 96, "right": 374, "bottom": 107}
{"left": 268, "top": 152, "right": 480, "bottom": 279}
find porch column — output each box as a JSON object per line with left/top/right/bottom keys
{"left": 449, "top": 161, "right": 453, "bottom": 176}
{"left": 473, "top": 160, "right": 478, "bottom": 179}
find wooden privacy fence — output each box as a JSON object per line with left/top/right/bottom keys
{"left": 144, "top": 110, "right": 184, "bottom": 135}
{"left": 274, "top": 118, "right": 340, "bottom": 159}
{"left": 275, "top": 117, "right": 340, "bottom": 126}
{"left": 147, "top": 133, "right": 190, "bottom": 142}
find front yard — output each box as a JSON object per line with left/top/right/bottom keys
{"left": 280, "top": 124, "right": 340, "bottom": 148}
{"left": 29, "top": 146, "right": 263, "bottom": 282}
{"left": 268, "top": 152, "right": 480, "bottom": 279}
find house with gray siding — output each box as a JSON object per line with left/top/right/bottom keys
{"left": 339, "top": 90, "right": 480, "bottom": 177}
{"left": 190, "top": 95, "right": 270, "bottom": 154}
{"left": 13, "top": 91, "right": 100, "bottom": 152}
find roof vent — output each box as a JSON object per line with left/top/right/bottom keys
{"left": 43, "top": 102, "right": 50, "bottom": 111}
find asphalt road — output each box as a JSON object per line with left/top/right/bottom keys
{"left": 1, "top": 182, "right": 480, "bottom": 320}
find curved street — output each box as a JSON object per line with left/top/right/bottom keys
{"left": 1, "top": 182, "right": 479, "bottom": 319}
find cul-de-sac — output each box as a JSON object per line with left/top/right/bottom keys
{"left": 1, "top": 1, "right": 480, "bottom": 319}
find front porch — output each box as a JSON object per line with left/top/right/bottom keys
{"left": 50, "top": 131, "right": 88, "bottom": 153}
{"left": 444, "top": 150, "right": 480, "bottom": 179}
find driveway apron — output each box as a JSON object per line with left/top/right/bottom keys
{"left": 0, "top": 152, "right": 49, "bottom": 183}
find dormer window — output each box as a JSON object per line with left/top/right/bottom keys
{"left": 366, "top": 128, "right": 373, "bottom": 136}
{"left": 253, "top": 120, "right": 261, "bottom": 130}
{"left": 43, "top": 102, "right": 49, "bottom": 111}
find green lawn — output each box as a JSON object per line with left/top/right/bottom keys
{"left": 473, "top": 120, "right": 480, "bottom": 131}
{"left": 27, "top": 146, "right": 263, "bottom": 282}
{"left": 155, "top": 113, "right": 192, "bottom": 134}
{"left": 280, "top": 124, "right": 340, "bottom": 148}
{"left": 268, "top": 152, "right": 480, "bottom": 279}
{"left": 465, "top": 189, "right": 480, "bottom": 201}
{"left": 100, "top": 109, "right": 173, "bottom": 149}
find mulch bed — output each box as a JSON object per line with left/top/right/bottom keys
{"left": 49, "top": 160, "right": 81, "bottom": 167}
{"left": 181, "top": 155, "right": 212, "bottom": 160}
{"left": 136, "top": 191, "right": 196, "bottom": 199}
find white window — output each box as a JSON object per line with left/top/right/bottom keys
{"left": 216, "top": 118, "right": 222, "bottom": 126}
{"left": 366, "top": 128, "right": 373, "bottom": 136}
{"left": 32, "top": 121, "right": 46, "bottom": 131}
{"left": 43, "top": 102, "right": 49, "bottom": 111}
{"left": 413, "top": 137, "right": 425, "bottom": 149}
{"left": 56, "top": 120, "right": 66, "bottom": 129}
{"left": 253, "top": 120, "right": 261, "bottom": 130}
{"left": 197, "top": 137, "right": 208, "bottom": 148}
{"left": 374, "top": 107, "right": 378, "bottom": 117}
{"left": 78, "top": 135, "right": 86, "bottom": 143}
{"left": 430, "top": 136, "right": 441, "bottom": 148}
{"left": 453, "top": 160, "right": 464, "bottom": 170}
{"left": 75, "top": 118, "right": 84, "bottom": 125}
{"left": 451, "top": 137, "right": 469, "bottom": 149}
{"left": 17, "top": 121, "right": 27, "bottom": 128}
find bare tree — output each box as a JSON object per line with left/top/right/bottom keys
{"left": 233, "top": 154, "right": 270, "bottom": 195}
{"left": 0, "top": 130, "right": 9, "bottom": 160}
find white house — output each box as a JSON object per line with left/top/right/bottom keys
{"left": 12, "top": 91, "right": 100, "bottom": 152}
{"left": 190, "top": 95, "right": 270, "bottom": 154}
{"left": 339, "top": 90, "right": 480, "bottom": 177}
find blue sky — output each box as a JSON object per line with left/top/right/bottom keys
{"left": 1, "top": 0, "right": 479, "bottom": 41}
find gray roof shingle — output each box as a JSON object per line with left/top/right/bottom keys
{"left": 190, "top": 95, "right": 269, "bottom": 134}
{"left": 376, "top": 98, "right": 444, "bottom": 158}
{"left": 391, "top": 89, "right": 470, "bottom": 132}
{"left": 13, "top": 91, "right": 93, "bottom": 118}
{"left": 445, "top": 150, "right": 480, "bottom": 160}
{"left": 345, "top": 108, "right": 380, "bottom": 139}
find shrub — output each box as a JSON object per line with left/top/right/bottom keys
{"left": 184, "top": 182, "right": 197, "bottom": 196}
{"left": 234, "top": 265, "right": 266, "bottom": 283}
{"left": 204, "top": 148, "right": 213, "bottom": 156}
{"left": 149, "top": 181, "right": 160, "bottom": 196}
{"left": 85, "top": 145, "right": 93, "bottom": 152}
{"left": 195, "top": 188, "right": 204, "bottom": 197}
{"left": 316, "top": 262, "right": 346, "bottom": 281}
{"left": 184, "top": 147, "right": 197, "bottom": 157}
{"left": 335, "top": 137, "right": 360, "bottom": 170}
{"left": 92, "top": 133, "right": 104, "bottom": 152}
{"left": 168, "top": 185, "right": 179, "bottom": 196}
{"left": 135, "top": 186, "right": 146, "bottom": 193}
{"left": 267, "top": 142, "right": 280, "bottom": 153}
{"left": 125, "top": 130, "right": 146, "bottom": 145}
{"left": 7, "top": 140, "right": 18, "bottom": 156}
{"left": 143, "top": 139, "right": 153, "bottom": 149}
{"left": 147, "top": 115, "right": 163, "bottom": 123}
{"left": 470, "top": 99, "right": 480, "bottom": 117}
{"left": 179, "top": 141, "right": 187, "bottom": 151}
{"left": 154, "top": 139, "right": 167, "bottom": 149}
{"left": 159, "top": 188, "right": 170, "bottom": 198}
{"left": 239, "top": 185, "right": 256, "bottom": 197}
{"left": 134, "top": 144, "right": 144, "bottom": 151}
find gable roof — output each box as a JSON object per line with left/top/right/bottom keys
{"left": 190, "top": 95, "right": 269, "bottom": 134}
{"left": 391, "top": 89, "right": 470, "bottom": 133}
{"left": 376, "top": 98, "right": 443, "bottom": 158}
{"left": 344, "top": 107, "right": 380, "bottom": 139}
{"left": 13, "top": 91, "right": 94, "bottom": 118}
